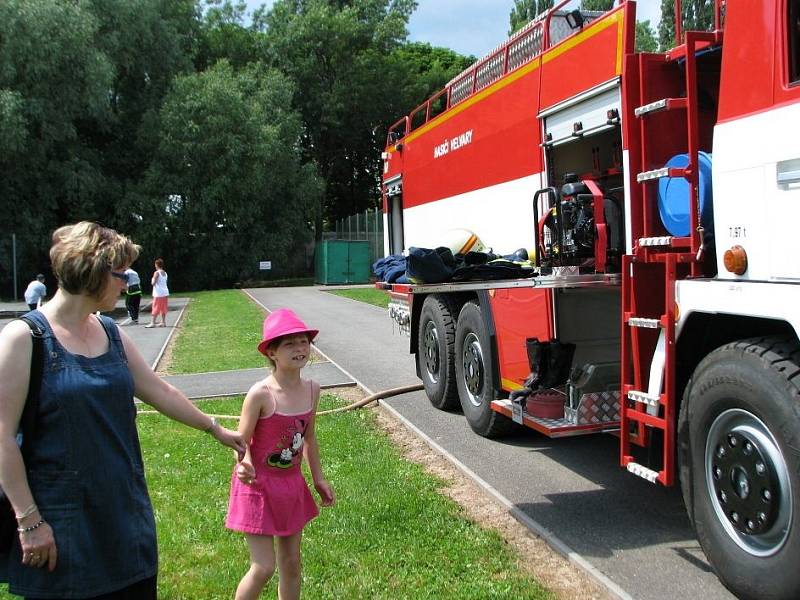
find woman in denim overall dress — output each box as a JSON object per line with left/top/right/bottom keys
{"left": 0, "top": 222, "right": 246, "bottom": 599}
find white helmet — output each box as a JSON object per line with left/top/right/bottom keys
{"left": 441, "top": 228, "right": 488, "bottom": 255}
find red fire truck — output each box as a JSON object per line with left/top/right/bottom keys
{"left": 378, "top": 1, "right": 800, "bottom": 597}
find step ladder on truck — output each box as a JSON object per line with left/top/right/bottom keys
{"left": 378, "top": 1, "right": 800, "bottom": 598}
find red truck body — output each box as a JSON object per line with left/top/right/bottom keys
{"left": 379, "top": 2, "right": 800, "bottom": 597}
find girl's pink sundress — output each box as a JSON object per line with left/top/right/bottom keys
{"left": 226, "top": 395, "right": 319, "bottom": 536}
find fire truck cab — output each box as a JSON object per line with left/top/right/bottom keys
{"left": 379, "top": 1, "right": 800, "bottom": 597}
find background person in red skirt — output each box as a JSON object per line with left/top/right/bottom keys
{"left": 145, "top": 258, "right": 169, "bottom": 328}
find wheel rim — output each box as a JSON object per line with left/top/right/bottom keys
{"left": 705, "top": 408, "right": 792, "bottom": 557}
{"left": 461, "top": 332, "right": 484, "bottom": 407}
{"left": 422, "top": 320, "right": 440, "bottom": 384}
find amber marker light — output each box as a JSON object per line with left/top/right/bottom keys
{"left": 723, "top": 245, "right": 748, "bottom": 275}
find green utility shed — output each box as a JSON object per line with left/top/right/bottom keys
{"left": 314, "top": 240, "right": 371, "bottom": 284}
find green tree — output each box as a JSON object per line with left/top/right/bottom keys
{"left": 263, "top": 0, "right": 418, "bottom": 235}
{"left": 204, "top": 0, "right": 247, "bottom": 24}
{"left": 658, "top": 0, "right": 715, "bottom": 50}
{"left": 390, "top": 42, "right": 474, "bottom": 112}
{"left": 583, "top": 1, "right": 657, "bottom": 52}
{"left": 84, "top": 0, "right": 199, "bottom": 230}
{"left": 0, "top": 0, "right": 201, "bottom": 296}
{"left": 582, "top": 0, "right": 613, "bottom": 10}
{"left": 636, "top": 19, "right": 658, "bottom": 53}
{"left": 0, "top": 0, "right": 114, "bottom": 294}
{"left": 0, "top": 90, "right": 26, "bottom": 160}
{"left": 146, "top": 61, "right": 321, "bottom": 289}
{"left": 196, "top": 0, "right": 267, "bottom": 70}
{"left": 509, "top": 0, "right": 553, "bottom": 35}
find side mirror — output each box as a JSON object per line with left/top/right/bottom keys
{"left": 565, "top": 9, "right": 584, "bottom": 30}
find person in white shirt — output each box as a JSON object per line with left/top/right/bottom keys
{"left": 23, "top": 275, "right": 46, "bottom": 311}
{"left": 124, "top": 267, "right": 142, "bottom": 324}
{"left": 146, "top": 259, "right": 169, "bottom": 328}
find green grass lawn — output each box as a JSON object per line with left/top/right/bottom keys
{"left": 168, "top": 290, "right": 267, "bottom": 374}
{"left": 141, "top": 396, "right": 551, "bottom": 599}
{"left": 327, "top": 287, "right": 390, "bottom": 308}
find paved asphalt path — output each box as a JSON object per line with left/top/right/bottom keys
{"left": 246, "top": 286, "right": 735, "bottom": 600}
{"left": 0, "top": 298, "right": 188, "bottom": 370}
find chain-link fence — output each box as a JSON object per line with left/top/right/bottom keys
{"left": 326, "top": 207, "right": 384, "bottom": 266}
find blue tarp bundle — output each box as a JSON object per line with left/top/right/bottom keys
{"left": 372, "top": 254, "right": 408, "bottom": 283}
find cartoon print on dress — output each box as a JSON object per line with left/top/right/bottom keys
{"left": 267, "top": 417, "right": 308, "bottom": 469}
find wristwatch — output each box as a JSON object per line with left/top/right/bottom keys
{"left": 204, "top": 417, "right": 219, "bottom": 434}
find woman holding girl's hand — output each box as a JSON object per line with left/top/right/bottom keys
{"left": 0, "top": 222, "right": 245, "bottom": 599}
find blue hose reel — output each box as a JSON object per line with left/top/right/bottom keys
{"left": 656, "top": 151, "right": 713, "bottom": 237}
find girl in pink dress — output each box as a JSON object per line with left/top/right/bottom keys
{"left": 227, "top": 309, "right": 335, "bottom": 600}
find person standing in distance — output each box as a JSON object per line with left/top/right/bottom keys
{"left": 23, "top": 275, "right": 46, "bottom": 312}
{"left": 123, "top": 266, "right": 142, "bottom": 324}
{"left": 146, "top": 258, "right": 169, "bottom": 328}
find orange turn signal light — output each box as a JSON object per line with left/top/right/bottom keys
{"left": 723, "top": 245, "right": 748, "bottom": 275}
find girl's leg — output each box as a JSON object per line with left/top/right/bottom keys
{"left": 235, "top": 534, "right": 276, "bottom": 600}
{"left": 275, "top": 532, "right": 303, "bottom": 600}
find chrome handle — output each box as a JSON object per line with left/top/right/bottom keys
{"left": 777, "top": 158, "right": 800, "bottom": 185}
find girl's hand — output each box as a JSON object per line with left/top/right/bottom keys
{"left": 314, "top": 479, "right": 335, "bottom": 507}
{"left": 236, "top": 461, "right": 256, "bottom": 485}
{"left": 20, "top": 520, "right": 57, "bottom": 571}
{"left": 213, "top": 425, "right": 247, "bottom": 461}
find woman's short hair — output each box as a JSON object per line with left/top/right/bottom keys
{"left": 50, "top": 222, "right": 141, "bottom": 298}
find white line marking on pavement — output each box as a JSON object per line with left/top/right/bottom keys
{"left": 151, "top": 300, "right": 189, "bottom": 370}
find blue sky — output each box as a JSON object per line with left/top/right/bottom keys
{"left": 243, "top": 1, "right": 663, "bottom": 59}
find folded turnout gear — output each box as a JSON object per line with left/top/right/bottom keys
{"left": 406, "top": 247, "right": 455, "bottom": 283}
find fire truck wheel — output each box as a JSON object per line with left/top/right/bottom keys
{"left": 679, "top": 336, "right": 800, "bottom": 600}
{"left": 454, "top": 301, "right": 513, "bottom": 438}
{"left": 417, "top": 295, "right": 460, "bottom": 410}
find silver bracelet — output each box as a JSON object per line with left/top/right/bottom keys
{"left": 204, "top": 417, "right": 219, "bottom": 434}
{"left": 15, "top": 503, "right": 38, "bottom": 521}
{"left": 17, "top": 519, "right": 45, "bottom": 533}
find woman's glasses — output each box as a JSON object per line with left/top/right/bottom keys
{"left": 110, "top": 271, "right": 127, "bottom": 282}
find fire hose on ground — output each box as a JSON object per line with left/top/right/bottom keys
{"left": 316, "top": 382, "right": 423, "bottom": 415}
{"left": 136, "top": 382, "right": 425, "bottom": 420}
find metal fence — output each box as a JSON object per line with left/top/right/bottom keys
{"left": 326, "top": 207, "right": 384, "bottom": 266}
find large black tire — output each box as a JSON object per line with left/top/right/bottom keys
{"left": 679, "top": 336, "right": 800, "bottom": 600}
{"left": 454, "top": 301, "right": 513, "bottom": 438}
{"left": 417, "top": 295, "right": 460, "bottom": 410}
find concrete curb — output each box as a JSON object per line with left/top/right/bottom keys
{"left": 150, "top": 300, "right": 189, "bottom": 371}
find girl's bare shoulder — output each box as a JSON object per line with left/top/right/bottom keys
{"left": 300, "top": 377, "right": 320, "bottom": 409}
{"left": 306, "top": 378, "right": 320, "bottom": 397}
{"left": 246, "top": 377, "right": 276, "bottom": 418}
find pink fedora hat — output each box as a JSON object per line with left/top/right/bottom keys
{"left": 257, "top": 308, "right": 319, "bottom": 356}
